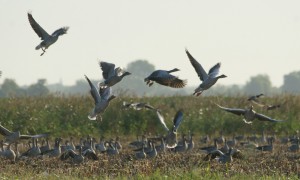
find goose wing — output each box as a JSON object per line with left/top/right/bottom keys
{"left": 254, "top": 113, "right": 284, "bottom": 122}
{"left": 173, "top": 110, "right": 184, "bottom": 132}
{"left": 249, "top": 99, "right": 266, "bottom": 107}
{"left": 144, "top": 103, "right": 156, "bottom": 110}
{"left": 208, "top": 63, "right": 221, "bottom": 78}
{"left": 216, "top": 104, "right": 246, "bottom": 116}
{"left": 51, "top": 27, "right": 69, "bottom": 36}
{"left": 149, "top": 72, "right": 187, "bottom": 88}
{"left": 27, "top": 12, "right": 50, "bottom": 40}
{"left": 85, "top": 75, "right": 101, "bottom": 104}
{"left": 20, "top": 133, "right": 49, "bottom": 139}
{"left": 99, "top": 86, "right": 112, "bottom": 101}
{"left": 156, "top": 110, "right": 169, "bottom": 132}
{"left": 185, "top": 49, "right": 208, "bottom": 81}
{"left": 99, "top": 61, "right": 116, "bottom": 79}
{"left": 0, "top": 124, "right": 12, "bottom": 136}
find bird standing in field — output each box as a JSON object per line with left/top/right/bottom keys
{"left": 185, "top": 49, "right": 227, "bottom": 96}
{"left": 216, "top": 104, "right": 284, "bottom": 124}
{"left": 27, "top": 12, "right": 69, "bottom": 56}
{"left": 144, "top": 68, "right": 187, "bottom": 88}
{"left": 85, "top": 75, "right": 116, "bottom": 121}
{"left": 99, "top": 61, "right": 131, "bottom": 88}
{"left": 156, "top": 110, "right": 184, "bottom": 148}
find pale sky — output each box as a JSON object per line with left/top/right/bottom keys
{"left": 1, "top": 0, "right": 300, "bottom": 88}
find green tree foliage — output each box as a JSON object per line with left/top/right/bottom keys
{"left": 26, "top": 79, "right": 49, "bottom": 97}
{"left": 0, "top": 79, "right": 25, "bottom": 97}
{"left": 243, "top": 74, "right": 273, "bottom": 95}
{"left": 282, "top": 71, "right": 300, "bottom": 94}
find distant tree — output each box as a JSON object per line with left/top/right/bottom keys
{"left": 67, "top": 79, "right": 88, "bottom": 95}
{"left": 27, "top": 79, "right": 49, "bottom": 96}
{"left": 0, "top": 79, "right": 25, "bottom": 97}
{"left": 282, "top": 71, "right": 300, "bottom": 94}
{"left": 244, "top": 74, "right": 273, "bottom": 95}
{"left": 113, "top": 60, "right": 155, "bottom": 96}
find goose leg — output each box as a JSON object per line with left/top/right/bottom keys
{"left": 40, "top": 48, "right": 46, "bottom": 56}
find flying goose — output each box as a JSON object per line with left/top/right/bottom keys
{"left": 216, "top": 104, "right": 285, "bottom": 124}
{"left": 144, "top": 68, "right": 187, "bottom": 88}
{"left": 156, "top": 110, "right": 184, "bottom": 148}
{"left": 122, "top": 101, "right": 157, "bottom": 111}
{"left": 0, "top": 124, "right": 49, "bottom": 144}
{"left": 85, "top": 75, "right": 116, "bottom": 121}
{"left": 99, "top": 61, "right": 131, "bottom": 88}
{"left": 247, "top": 93, "right": 264, "bottom": 102}
{"left": 185, "top": 49, "right": 227, "bottom": 96}
{"left": 27, "top": 12, "right": 69, "bottom": 56}
{"left": 248, "top": 94, "right": 283, "bottom": 111}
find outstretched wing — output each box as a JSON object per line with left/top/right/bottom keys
{"left": 185, "top": 49, "right": 208, "bottom": 81}
{"left": 85, "top": 75, "right": 101, "bottom": 104}
{"left": 255, "top": 113, "right": 284, "bottom": 122}
{"left": 216, "top": 104, "right": 246, "bottom": 116}
{"left": 99, "top": 61, "right": 115, "bottom": 80}
{"left": 173, "top": 110, "right": 183, "bottom": 132}
{"left": 27, "top": 12, "right": 50, "bottom": 40}
{"left": 0, "top": 124, "right": 12, "bottom": 136}
{"left": 51, "top": 27, "right": 69, "bottom": 36}
{"left": 99, "top": 86, "right": 112, "bottom": 101}
{"left": 20, "top": 133, "right": 49, "bottom": 139}
{"left": 208, "top": 63, "right": 221, "bottom": 78}
{"left": 156, "top": 110, "right": 169, "bottom": 132}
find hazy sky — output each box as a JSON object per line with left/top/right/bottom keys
{"left": 1, "top": 0, "right": 300, "bottom": 88}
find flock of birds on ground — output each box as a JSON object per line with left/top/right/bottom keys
{"left": 0, "top": 12, "right": 289, "bottom": 164}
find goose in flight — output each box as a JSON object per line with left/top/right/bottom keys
{"left": 99, "top": 61, "right": 131, "bottom": 88}
{"left": 144, "top": 68, "right": 187, "bottom": 88}
{"left": 185, "top": 49, "right": 227, "bottom": 96}
{"left": 122, "top": 101, "right": 157, "bottom": 111}
{"left": 248, "top": 93, "right": 283, "bottom": 111}
{"left": 156, "top": 110, "right": 184, "bottom": 148}
{"left": 27, "top": 12, "right": 69, "bottom": 56}
{"left": 0, "top": 124, "right": 49, "bottom": 144}
{"left": 85, "top": 75, "right": 116, "bottom": 121}
{"left": 216, "top": 104, "right": 284, "bottom": 124}
{"left": 247, "top": 93, "right": 264, "bottom": 102}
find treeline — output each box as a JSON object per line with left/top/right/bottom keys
{"left": 1, "top": 60, "right": 300, "bottom": 97}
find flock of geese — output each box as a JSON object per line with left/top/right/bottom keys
{"left": 0, "top": 12, "right": 288, "bottom": 164}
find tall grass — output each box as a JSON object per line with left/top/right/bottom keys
{"left": 0, "top": 94, "right": 298, "bottom": 137}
